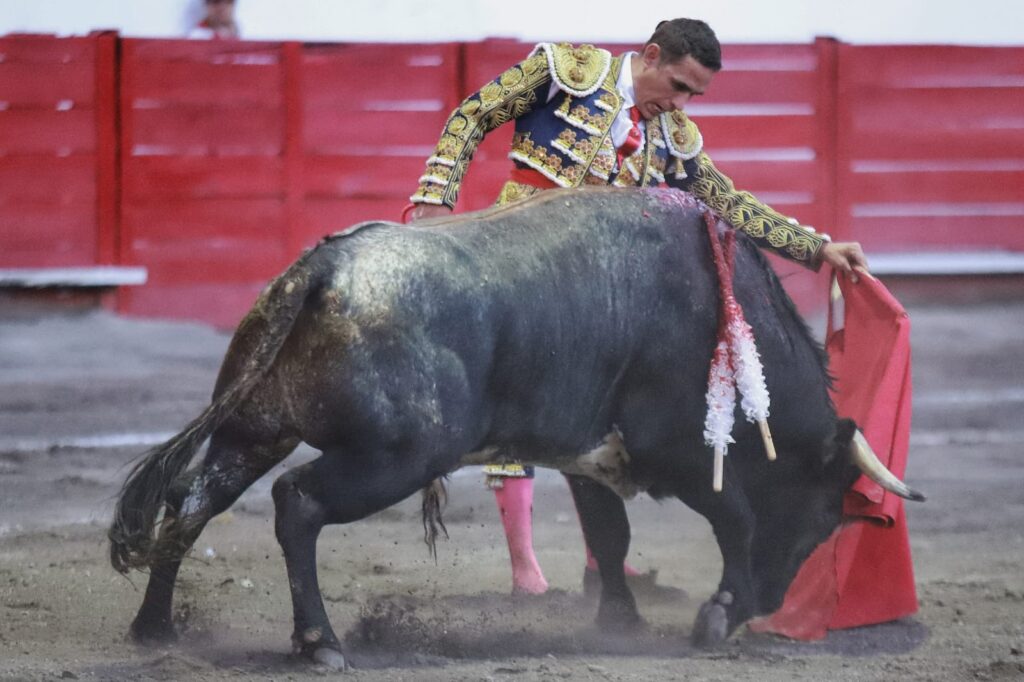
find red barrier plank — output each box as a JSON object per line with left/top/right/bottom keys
{"left": 0, "top": 205, "right": 96, "bottom": 267}
{"left": 0, "top": 156, "right": 96, "bottom": 203}
{"left": 130, "top": 242, "right": 286, "bottom": 284}
{"left": 0, "top": 36, "right": 94, "bottom": 63}
{"left": 304, "top": 156, "right": 429, "bottom": 199}
{"left": 848, "top": 215, "right": 1024, "bottom": 252}
{"left": 721, "top": 44, "right": 819, "bottom": 64}
{"left": 303, "top": 84, "right": 451, "bottom": 113}
{"left": 696, "top": 115, "right": 818, "bottom": 147}
{"left": 841, "top": 133, "right": 1024, "bottom": 161}
{"left": 697, "top": 70, "right": 817, "bottom": 104}
{"left": 303, "top": 109, "right": 448, "bottom": 153}
{"left": 123, "top": 157, "right": 284, "bottom": 200}
{"left": 0, "top": 62, "right": 95, "bottom": 105}
{"left": 846, "top": 168, "right": 1024, "bottom": 204}
{"left": 128, "top": 106, "right": 284, "bottom": 153}
{"left": 846, "top": 88, "right": 1024, "bottom": 133}
{"left": 126, "top": 38, "right": 282, "bottom": 62}
{"left": 0, "top": 110, "right": 96, "bottom": 154}
{"left": 128, "top": 60, "right": 283, "bottom": 107}
{"left": 302, "top": 42, "right": 457, "bottom": 71}
{"left": 303, "top": 44, "right": 459, "bottom": 110}
{"left": 840, "top": 45, "right": 1024, "bottom": 86}
{"left": 123, "top": 198, "right": 286, "bottom": 242}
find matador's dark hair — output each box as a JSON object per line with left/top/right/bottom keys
{"left": 646, "top": 18, "right": 722, "bottom": 71}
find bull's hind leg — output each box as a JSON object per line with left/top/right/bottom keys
{"left": 130, "top": 427, "right": 298, "bottom": 642}
{"left": 271, "top": 449, "right": 439, "bottom": 669}
{"left": 565, "top": 474, "right": 642, "bottom": 631}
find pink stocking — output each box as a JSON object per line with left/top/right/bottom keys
{"left": 493, "top": 477, "right": 548, "bottom": 594}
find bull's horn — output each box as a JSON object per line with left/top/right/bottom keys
{"left": 851, "top": 430, "right": 926, "bottom": 502}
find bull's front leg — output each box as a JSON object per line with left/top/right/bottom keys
{"left": 565, "top": 474, "right": 642, "bottom": 631}
{"left": 675, "top": 463, "right": 757, "bottom": 647}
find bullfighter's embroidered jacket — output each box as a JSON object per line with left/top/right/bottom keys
{"left": 411, "top": 42, "right": 828, "bottom": 268}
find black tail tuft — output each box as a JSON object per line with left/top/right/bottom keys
{"left": 421, "top": 478, "right": 449, "bottom": 562}
{"left": 108, "top": 258, "right": 320, "bottom": 574}
{"left": 108, "top": 398, "right": 237, "bottom": 573}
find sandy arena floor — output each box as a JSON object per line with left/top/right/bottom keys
{"left": 1, "top": 291, "right": 1022, "bottom": 681}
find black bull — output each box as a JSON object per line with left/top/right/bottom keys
{"left": 109, "top": 187, "right": 921, "bottom": 667}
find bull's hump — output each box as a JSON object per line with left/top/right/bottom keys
{"left": 325, "top": 227, "right": 481, "bottom": 324}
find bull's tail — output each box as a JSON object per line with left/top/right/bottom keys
{"left": 421, "top": 478, "right": 449, "bottom": 560}
{"left": 109, "top": 254, "right": 320, "bottom": 574}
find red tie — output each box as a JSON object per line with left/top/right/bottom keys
{"left": 618, "top": 106, "right": 643, "bottom": 162}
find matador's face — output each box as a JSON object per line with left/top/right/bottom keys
{"left": 632, "top": 44, "right": 716, "bottom": 120}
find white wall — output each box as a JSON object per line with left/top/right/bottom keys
{"left": 1, "top": 0, "right": 1021, "bottom": 45}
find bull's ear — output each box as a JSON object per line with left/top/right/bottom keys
{"left": 834, "top": 418, "right": 858, "bottom": 446}
{"left": 820, "top": 418, "right": 858, "bottom": 470}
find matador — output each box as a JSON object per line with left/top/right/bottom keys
{"left": 407, "top": 18, "right": 870, "bottom": 595}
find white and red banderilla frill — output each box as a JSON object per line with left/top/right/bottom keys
{"left": 702, "top": 211, "right": 777, "bottom": 491}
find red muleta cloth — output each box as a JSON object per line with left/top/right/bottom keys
{"left": 749, "top": 274, "right": 918, "bottom": 640}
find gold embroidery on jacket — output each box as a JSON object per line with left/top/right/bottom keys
{"left": 509, "top": 132, "right": 584, "bottom": 187}
{"left": 552, "top": 128, "right": 605, "bottom": 169}
{"left": 411, "top": 51, "right": 551, "bottom": 207}
{"left": 544, "top": 43, "right": 613, "bottom": 96}
{"left": 495, "top": 180, "right": 543, "bottom": 206}
{"left": 648, "top": 153, "right": 667, "bottom": 184}
{"left": 553, "top": 98, "right": 616, "bottom": 136}
{"left": 662, "top": 110, "right": 703, "bottom": 160}
{"left": 587, "top": 136, "right": 617, "bottom": 181}
{"left": 689, "top": 153, "right": 824, "bottom": 265}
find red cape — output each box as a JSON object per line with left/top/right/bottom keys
{"left": 749, "top": 274, "right": 918, "bottom": 640}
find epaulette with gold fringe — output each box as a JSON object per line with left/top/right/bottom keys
{"left": 662, "top": 110, "right": 704, "bottom": 160}
{"left": 534, "top": 42, "right": 613, "bottom": 98}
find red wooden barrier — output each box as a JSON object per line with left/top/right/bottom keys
{"left": 2, "top": 34, "right": 1022, "bottom": 326}
{"left": 299, "top": 42, "right": 461, "bottom": 240}
{"left": 116, "top": 38, "right": 291, "bottom": 326}
{"left": 0, "top": 32, "right": 116, "bottom": 268}
{"left": 835, "top": 44, "right": 1024, "bottom": 253}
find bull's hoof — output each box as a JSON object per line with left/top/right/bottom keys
{"left": 596, "top": 597, "right": 643, "bottom": 633}
{"left": 311, "top": 647, "right": 348, "bottom": 671}
{"left": 129, "top": 617, "right": 177, "bottom": 645}
{"left": 691, "top": 591, "right": 733, "bottom": 647}
{"left": 293, "top": 628, "right": 347, "bottom": 671}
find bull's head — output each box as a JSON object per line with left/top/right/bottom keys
{"left": 747, "top": 418, "right": 923, "bottom": 615}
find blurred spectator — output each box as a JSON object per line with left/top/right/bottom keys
{"left": 189, "top": 0, "right": 240, "bottom": 39}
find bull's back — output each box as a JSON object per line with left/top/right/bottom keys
{"left": 267, "top": 188, "right": 819, "bottom": 458}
